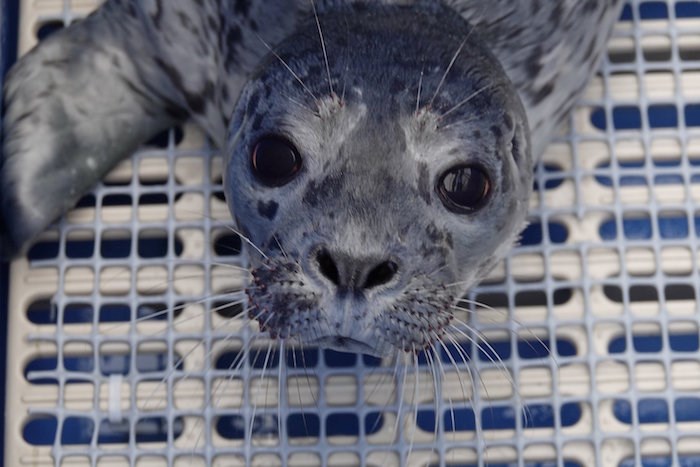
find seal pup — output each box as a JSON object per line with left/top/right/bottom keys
{"left": 1, "top": 0, "right": 624, "bottom": 356}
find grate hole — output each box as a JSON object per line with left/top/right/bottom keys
{"left": 26, "top": 300, "right": 57, "bottom": 324}
{"left": 288, "top": 413, "right": 321, "bottom": 438}
{"left": 614, "top": 398, "right": 669, "bottom": 424}
{"left": 686, "top": 105, "right": 700, "bottom": 125}
{"left": 145, "top": 126, "right": 184, "bottom": 149}
{"left": 102, "top": 194, "right": 132, "bottom": 207}
{"left": 519, "top": 221, "right": 568, "bottom": 246}
{"left": 666, "top": 284, "right": 695, "bottom": 301}
{"left": 98, "top": 418, "right": 184, "bottom": 444}
{"left": 677, "top": 2, "right": 700, "bottom": 18}
{"left": 326, "top": 413, "right": 359, "bottom": 437}
{"left": 138, "top": 230, "right": 183, "bottom": 258}
{"left": 324, "top": 349, "right": 357, "bottom": 367}
{"left": 249, "top": 349, "right": 280, "bottom": 369}
{"left": 286, "top": 347, "right": 319, "bottom": 368}
{"left": 610, "top": 329, "right": 699, "bottom": 354}
{"left": 533, "top": 163, "right": 565, "bottom": 191}
{"left": 101, "top": 231, "right": 131, "bottom": 258}
{"left": 594, "top": 159, "right": 693, "bottom": 187}
{"left": 679, "top": 35, "right": 700, "bottom": 61}
{"left": 591, "top": 106, "right": 642, "bottom": 130}
{"left": 621, "top": 456, "right": 700, "bottom": 467}
{"left": 23, "top": 416, "right": 57, "bottom": 445}
{"left": 214, "top": 233, "right": 242, "bottom": 256}
{"left": 643, "top": 35, "right": 672, "bottom": 61}
{"left": 215, "top": 348, "right": 280, "bottom": 369}
{"left": 99, "top": 350, "right": 182, "bottom": 375}
{"left": 75, "top": 194, "right": 96, "bottom": 208}
{"left": 676, "top": 398, "right": 700, "bottom": 422}
{"left": 139, "top": 193, "right": 170, "bottom": 205}
{"left": 138, "top": 302, "right": 182, "bottom": 321}
{"left": 640, "top": 1, "right": 668, "bottom": 19}
{"left": 62, "top": 417, "right": 94, "bottom": 445}
{"left": 213, "top": 300, "right": 244, "bottom": 319}
{"left": 66, "top": 238, "right": 95, "bottom": 258}
{"left": 604, "top": 284, "right": 659, "bottom": 303}
{"left": 99, "top": 304, "right": 131, "bottom": 322}
{"left": 64, "top": 303, "right": 93, "bottom": 324}
{"left": 216, "top": 415, "right": 279, "bottom": 440}
{"left": 27, "top": 240, "right": 59, "bottom": 260}
{"left": 36, "top": 20, "right": 64, "bottom": 41}
{"left": 619, "top": 4, "right": 633, "bottom": 20}
{"left": 648, "top": 104, "right": 678, "bottom": 128}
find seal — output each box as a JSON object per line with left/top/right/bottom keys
{"left": 1, "top": 0, "right": 624, "bottom": 357}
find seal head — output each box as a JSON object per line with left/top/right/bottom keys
{"left": 225, "top": 3, "right": 532, "bottom": 357}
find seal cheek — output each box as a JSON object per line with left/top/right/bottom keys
{"left": 257, "top": 200, "right": 279, "bottom": 220}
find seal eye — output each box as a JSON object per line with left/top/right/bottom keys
{"left": 437, "top": 164, "right": 491, "bottom": 213}
{"left": 251, "top": 136, "right": 302, "bottom": 186}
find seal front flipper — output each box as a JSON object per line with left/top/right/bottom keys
{"left": 1, "top": 1, "right": 188, "bottom": 256}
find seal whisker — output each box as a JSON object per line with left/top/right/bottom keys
{"left": 309, "top": 0, "right": 334, "bottom": 97}
{"left": 98, "top": 291, "right": 242, "bottom": 332}
{"left": 289, "top": 344, "right": 313, "bottom": 437}
{"left": 138, "top": 298, "right": 250, "bottom": 339}
{"left": 415, "top": 67, "right": 425, "bottom": 114}
{"left": 246, "top": 340, "right": 273, "bottom": 444}
{"left": 451, "top": 305, "right": 558, "bottom": 370}
{"left": 142, "top": 312, "right": 251, "bottom": 413}
{"left": 277, "top": 339, "right": 286, "bottom": 443}
{"left": 429, "top": 36, "right": 469, "bottom": 108}
{"left": 447, "top": 322, "right": 529, "bottom": 426}
{"left": 224, "top": 224, "right": 271, "bottom": 262}
{"left": 406, "top": 348, "right": 420, "bottom": 463}
{"left": 444, "top": 332, "right": 486, "bottom": 453}
{"left": 438, "top": 83, "right": 497, "bottom": 120}
{"left": 448, "top": 322, "right": 514, "bottom": 386}
{"left": 297, "top": 340, "right": 319, "bottom": 408}
{"left": 434, "top": 334, "right": 463, "bottom": 443}
{"left": 253, "top": 32, "right": 319, "bottom": 104}
{"left": 425, "top": 344, "right": 441, "bottom": 449}
{"left": 191, "top": 323, "right": 260, "bottom": 459}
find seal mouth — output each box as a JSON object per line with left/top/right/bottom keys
{"left": 308, "top": 336, "right": 381, "bottom": 356}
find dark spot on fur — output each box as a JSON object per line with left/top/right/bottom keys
{"left": 533, "top": 82, "right": 554, "bottom": 104}
{"left": 491, "top": 125, "right": 502, "bottom": 139}
{"left": 526, "top": 47, "right": 543, "bottom": 79}
{"left": 426, "top": 223, "right": 443, "bottom": 243}
{"left": 390, "top": 78, "right": 404, "bottom": 94}
{"left": 246, "top": 92, "right": 260, "bottom": 114}
{"left": 303, "top": 173, "right": 344, "bottom": 207}
{"left": 235, "top": 0, "right": 251, "bottom": 15}
{"left": 251, "top": 114, "right": 264, "bottom": 131}
{"left": 417, "top": 163, "right": 431, "bottom": 205}
{"left": 257, "top": 200, "right": 279, "bottom": 220}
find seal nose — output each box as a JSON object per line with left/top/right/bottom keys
{"left": 314, "top": 248, "right": 398, "bottom": 291}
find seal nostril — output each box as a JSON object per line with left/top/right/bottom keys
{"left": 316, "top": 249, "right": 340, "bottom": 285}
{"left": 364, "top": 261, "right": 398, "bottom": 289}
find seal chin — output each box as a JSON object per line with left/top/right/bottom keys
{"left": 308, "top": 336, "right": 385, "bottom": 357}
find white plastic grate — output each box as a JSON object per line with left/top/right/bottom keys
{"left": 5, "top": 1, "right": 700, "bottom": 466}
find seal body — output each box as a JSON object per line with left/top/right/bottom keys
{"left": 1, "top": 0, "right": 624, "bottom": 355}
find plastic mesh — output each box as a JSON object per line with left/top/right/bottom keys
{"left": 6, "top": 1, "right": 700, "bottom": 466}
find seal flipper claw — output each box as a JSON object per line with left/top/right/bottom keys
{"left": 1, "top": 1, "right": 188, "bottom": 255}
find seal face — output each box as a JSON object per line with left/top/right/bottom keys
{"left": 1, "top": 0, "right": 624, "bottom": 355}
{"left": 225, "top": 4, "right": 532, "bottom": 356}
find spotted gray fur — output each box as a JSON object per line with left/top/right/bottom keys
{"left": 1, "top": 0, "right": 624, "bottom": 356}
